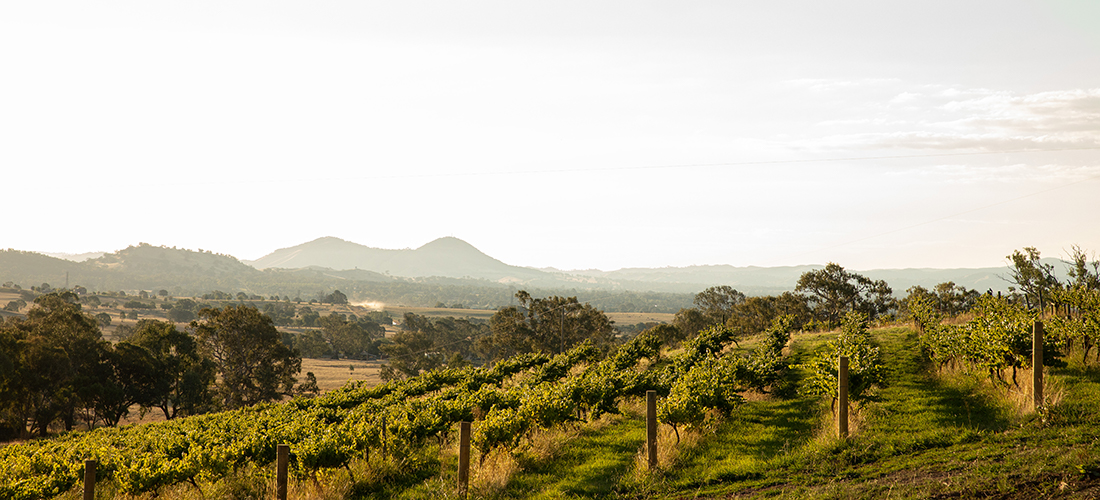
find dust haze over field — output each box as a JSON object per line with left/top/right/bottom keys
{"left": 1, "top": 1, "right": 1098, "bottom": 274}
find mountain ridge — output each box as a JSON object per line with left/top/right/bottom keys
{"left": 241, "top": 236, "right": 1041, "bottom": 294}
{"left": 7, "top": 236, "right": 1069, "bottom": 298}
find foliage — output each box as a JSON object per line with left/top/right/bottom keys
{"left": 381, "top": 313, "right": 488, "bottom": 377}
{"left": 672, "top": 307, "right": 711, "bottom": 341}
{"left": 795, "top": 312, "right": 885, "bottom": 404}
{"left": 900, "top": 282, "right": 981, "bottom": 320}
{"left": 692, "top": 285, "right": 746, "bottom": 327}
{"left": 914, "top": 293, "right": 1058, "bottom": 386}
{"left": 726, "top": 291, "right": 812, "bottom": 337}
{"left": 1047, "top": 286, "right": 1100, "bottom": 364}
{"left": 482, "top": 291, "right": 614, "bottom": 360}
{"left": 3, "top": 299, "right": 26, "bottom": 312}
{"left": 1066, "top": 244, "right": 1100, "bottom": 291}
{"left": 0, "top": 292, "right": 107, "bottom": 436}
{"left": 318, "top": 312, "right": 382, "bottom": 359}
{"left": 657, "top": 318, "right": 794, "bottom": 436}
{"left": 1005, "top": 247, "right": 1060, "bottom": 311}
{"left": 190, "top": 305, "right": 301, "bottom": 409}
{"left": 124, "top": 320, "right": 216, "bottom": 419}
{"left": 795, "top": 263, "right": 895, "bottom": 327}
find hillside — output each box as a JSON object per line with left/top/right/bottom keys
{"left": 248, "top": 236, "right": 551, "bottom": 283}
{"left": 248, "top": 236, "right": 1039, "bottom": 295}
{"left": 3, "top": 238, "right": 1075, "bottom": 312}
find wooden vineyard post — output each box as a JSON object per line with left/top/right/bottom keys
{"left": 458, "top": 421, "right": 471, "bottom": 499}
{"left": 1033, "top": 320, "right": 1044, "bottom": 410}
{"left": 838, "top": 356, "right": 849, "bottom": 439}
{"left": 646, "top": 390, "right": 658, "bottom": 470}
{"left": 276, "top": 444, "right": 289, "bottom": 500}
{"left": 83, "top": 460, "right": 96, "bottom": 500}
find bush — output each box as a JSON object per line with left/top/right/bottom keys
{"left": 795, "top": 312, "right": 885, "bottom": 405}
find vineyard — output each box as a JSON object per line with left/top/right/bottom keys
{"left": 4, "top": 294, "right": 1100, "bottom": 498}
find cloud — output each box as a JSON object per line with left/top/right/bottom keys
{"left": 810, "top": 87, "right": 1100, "bottom": 151}
{"left": 884, "top": 163, "right": 1100, "bottom": 185}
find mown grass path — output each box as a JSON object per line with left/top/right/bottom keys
{"left": 499, "top": 418, "right": 645, "bottom": 499}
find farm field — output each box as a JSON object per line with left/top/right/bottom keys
{"left": 301, "top": 358, "right": 384, "bottom": 392}
{"left": 4, "top": 321, "right": 1100, "bottom": 499}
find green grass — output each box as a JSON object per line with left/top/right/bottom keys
{"left": 499, "top": 418, "right": 646, "bottom": 499}
{"left": 473, "top": 325, "right": 1100, "bottom": 499}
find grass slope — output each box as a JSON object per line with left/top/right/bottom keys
{"left": 496, "top": 326, "right": 1100, "bottom": 499}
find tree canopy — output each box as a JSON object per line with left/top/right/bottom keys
{"left": 482, "top": 291, "right": 614, "bottom": 361}
{"left": 191, "top": 305, "right": 301, "bottom": 409}
{"left": 795, "top": 263, "right": 894, "bottom": 327}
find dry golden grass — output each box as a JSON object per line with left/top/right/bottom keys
{"left": 930, "top": 362, "right": 1065, "bottom": 418}
{"left": 630, "top": 422, "right": 701, "bottom": 479}
{"left": 605, "top": 311, "right": 676, "bottom": 325}
{"left": 299, "top": 358, "right": 383, "bottom": 392}
{"left": 470, "top": 446, "right": 521, "bottom": 495}
{"left": 1000, "top": 366, "right": 1065, "bottom": 416}
{"left": 386, "top": 305, "right": 496, "bottom": 321}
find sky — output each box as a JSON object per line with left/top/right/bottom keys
{"left": 2, "top": 1, "right": 1099, "bottom": 272}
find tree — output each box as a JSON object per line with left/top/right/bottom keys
{"left": 795, "top": 263, "right": 895, "bottom": 327}
{"left": 295, "top": 372, "right": 321, "bottom": 397}
{"left": 726, "top": 292, "right": 812, "bottom": 336}
{"left": 81, "top": 295, "right": 101, "bottom": 308}
{"left": 191, "top": 305, "right": 301, "bottom": 409}
{"left": 85, "top": 342, "right": 161, "bottom": 427}
{"left": 932, "top": 282, "right": 981, "bottom": 316}
{"left": 94, "top": 312, "right": 112, "bottom": 327}
{"left": 0, "top": 292, "right": 106, "bottom": 436}
{"left": 318, "top": 313, "right": 378, "bottom": 359}
{"left": 672, "top": 307, "right": 711, "bottom": 340}
{"left": 324, "top": 290, "right": 348, "bottom": 305}
{"left": 293, "top": 331, "right": 333, "bottom": 358}
{"left": 692, "top": 285, "right": 746, "bottom": 326}
{"left": 645, "top": 323, "right": 687, "bottom": 347}
{"left": 3, "top": 299, "right": 25, "bottom": 312}
{"left": 482, "top": 291, "right": 613, "bottom": 360}
{"left": 384, "top": 313, "right": 487, "bottom": 376}
{"left": 125, "top": 320, "right": 215, "bottom": 419}
{"left": 1066, "top": 245, "right": 1100, "bottom": 291}
{"left": 1005, "top": 247, "right": 1060, "bottom": 311}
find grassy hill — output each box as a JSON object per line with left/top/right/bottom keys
{"left": 0, "top": 245, "right": 695, "bottom": 312}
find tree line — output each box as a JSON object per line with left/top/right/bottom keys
{"left": 0, "top": 292, "right": 313, "bottom": 438}
{"left": 378, "top": 291, "right": 617, "bottom": 381}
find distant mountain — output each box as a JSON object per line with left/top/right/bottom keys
{"left": 4, "top": 238, "right": 1079, "bottom": 309}
{"left": 43, "top": 251, "right": 105, "bottom": 262}
{"left": 244, "top": 236, "right": 1044, "bottom": 295}
{"left": 247, "top": 236, "right": 552, "bottom": 283}
{"left": 588, "top": 265, "right": 822, "bottom": 290}
{"left": 0, "top": 244, "right": 391, "bottom": 297}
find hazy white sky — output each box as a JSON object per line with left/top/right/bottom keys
{"left": 2, "top": 1, "right": 1099, "bottom": 271}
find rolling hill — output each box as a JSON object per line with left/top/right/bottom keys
{"left": 246, "top": 236, "right": 550, "bottom": 283}
{"left": 4, "top": 237, "right": 1066, "bottom": 311}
